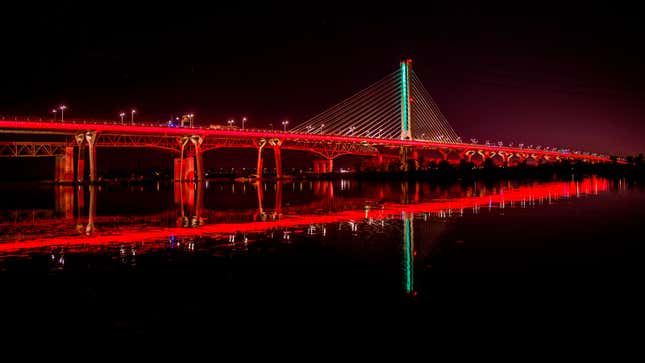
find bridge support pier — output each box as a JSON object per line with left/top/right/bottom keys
{"left": 400, "top": 147, "right": 409, "bottom": 172}
{"left": 190, "top": 135, "right": 204, "bottom": 181}
{"left": 463, "top": 150, "right": 475, "bottom": 162}
{"left": 85, "top": 131, "right": 98, "bottom": 183}
{"left": 312, "top": 159, "right": 333, "bottom": 174}
{"left": 274, "top": 146, "right": 283, "bottom": 179}
{"left": 55, "top": 146, "right": 75, "bottom": 183}
{"left": 269, "top": 138, "right": 283, "bottom": 179}
{"left": 400, "top": 147, "right": 418, "bottom": 171}
{"left": 255, "top": 139, "right": 267, "bottom": 179}
{"left": 175, "top": 136, "right": 191, "bottom": 182}
{"left": 412, "top": 150, "right": 420, "bottom": 170}
{"left": 74, "top": 134, "right": 85, "bottom": 183}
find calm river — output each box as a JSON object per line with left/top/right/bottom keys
{"left": 1, "top": 177, "right": 644, "bottom": 339}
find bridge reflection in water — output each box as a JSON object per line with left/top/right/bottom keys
{"left": 0, "top": 177, "right": 613, "bottom": 294}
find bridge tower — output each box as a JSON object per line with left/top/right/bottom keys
{"left": 400, "top": 59, "right": 413, "bottom": 141}
{"left": 400, "top": 59, "right": 415, "bottom": 171}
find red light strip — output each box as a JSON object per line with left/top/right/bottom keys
{"left": 0, "top": 120, "right": 612, "bottom": 162}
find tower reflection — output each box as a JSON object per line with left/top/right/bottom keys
{"left": 402, "top": 211, "right": 415, "bottom": 295}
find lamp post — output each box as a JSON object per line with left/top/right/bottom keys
{"left": 227, "top": 119, "right": 235, "bottom": 128}
{"left": 119, "top": 112, "right": 125, "bottom": 124}
{"left": 52, "top": 109, "right": 57, "bottom": 121}
{"left": 188, "top": 114, "right": 194, "bottom": 128}
{"left": 282, "top": 120, "right": 289, "bottom": 132}
{"left": 131, "top": 109, "right": 136, "bottom": 124}
{"left": 320, "top": 123, "right": 324, "bottom": 133}
{"left": 59, "top": 105, "right": 67, "bottom": 122}
{"left": 269, "top": 123, "right": 273, "bottom": 131}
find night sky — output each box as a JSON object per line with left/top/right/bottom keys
{"left": 2, "top": 2, "right": 644, "bottom": 157}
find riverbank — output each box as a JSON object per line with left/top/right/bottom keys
{"left": 2, "top": 160, "right": 644, "bottom": 185}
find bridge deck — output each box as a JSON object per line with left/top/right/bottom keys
{"left": 0, "top": 120, "right": 611, "bottom": 162}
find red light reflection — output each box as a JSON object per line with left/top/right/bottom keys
{"left": 0, "top": 178, "right": 609, "bottom": 253}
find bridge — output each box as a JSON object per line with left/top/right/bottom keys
{"left": 0, "top": 60, "right": 612, "bottom": 183}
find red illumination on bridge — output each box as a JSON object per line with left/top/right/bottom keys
{"left": 0, "top": 120, "right": 612, "bottom": 163}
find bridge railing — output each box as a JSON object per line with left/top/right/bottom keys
{"left": 0, "top": 115, "right": 315, "bottom": 135}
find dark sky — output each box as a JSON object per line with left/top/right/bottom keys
{"left": 2, "top": 1, "right": 644, "bottom": 156}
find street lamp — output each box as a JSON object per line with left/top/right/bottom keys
{"left": 282, "top": 120, "right": 289, "bottom": 131}
{"left": 59, "top": 105, "right": 67, "bottom": 122}
{"left": 188, "top": 114, "right": 194, "bottom": 128}
{"left": 131, "top": 109, "right": 136, "bottom": 124}
{"left": 379, "top": 129, "right": 383, "bottom": 138}
{"left": 52, "top": 108, "right": 57, "bottom": 121}
{"left": 269, "top": 123, "right": 273, "bottom": 131}
{"left": 242, "top": 117, "right": 247, "bottom": 130}
{"left": 320, "top": 123, "right": 324, "bottom": 133}
{"left": 227, "top": 119, "right": 235, "bottom": 127}
{"left": 119, "top": 112, "right": 125, "bottom": 124}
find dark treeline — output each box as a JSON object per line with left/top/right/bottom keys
{"left": 353, "top": 154, "right": 645, "bottom": 183}
{"left": 2, "top": 154, "right": 644, "bottom": 184}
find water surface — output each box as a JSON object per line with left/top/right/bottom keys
{"left": 1, "top": 177, "right": 644, "bottom": 339}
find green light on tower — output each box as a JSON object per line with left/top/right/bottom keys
{"left": 400, "top": 60, "right": 411, "bottom": 140}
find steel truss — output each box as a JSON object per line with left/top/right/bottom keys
{"left": 202, "top": 137, "right": 381, "bottom": 159}
{"left": 201, "top": 137, "right": 256, "bottom": 152}
{"left": 0, "top": 142, "right": 71, "bottom": 157}
{"left": 94, "top": 134, "right": 182, "bottom": 153}
{"left": 283, "top": 140, "right": 380, "bottom": 159}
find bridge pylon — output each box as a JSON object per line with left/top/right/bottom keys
{"left": 400, "top": 59, "right": 415, "bottom": 171}
{"left": 400, "top": 59, "right": 413, "bottom": 141}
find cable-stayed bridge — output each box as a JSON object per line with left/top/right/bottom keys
{"left": 0, "top": 60, "right": 612, "bottom": 182}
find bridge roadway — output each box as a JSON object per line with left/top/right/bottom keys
{"left": 0, "top": 119, "right": 612, "bottom": 183}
